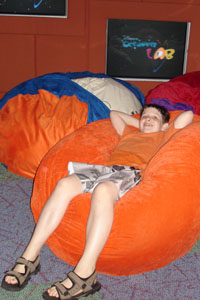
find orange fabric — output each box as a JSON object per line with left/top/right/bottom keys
{"left": 0, "top": 90, "right": 88, "bottom": 178}
{"left": 105, "top": 124, "right": 178, "bottom": 171}
{"left": 31, "top": 111, "right": 200, "bottom": 276}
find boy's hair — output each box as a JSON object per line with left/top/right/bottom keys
{"left": 140, "top": 103, "right": 170, "bottom": 124}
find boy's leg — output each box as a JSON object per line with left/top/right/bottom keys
{"left": 5, "top": 174, "right": 82, "bottom": 285}
{"left": 76, "top": 181, "right": 118, "bottom": 274}
{"left": 47, "top": 180, "right": 118, "bottom": 298}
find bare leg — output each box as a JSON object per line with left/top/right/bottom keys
{"left": 48, "top": 181, "right": 118, "bottom": 297}
{"left": 75, "top": 181, "right": 118, "bottom": 275}
{"left": 5, "top": 174, "right": 82, "bottom": 285}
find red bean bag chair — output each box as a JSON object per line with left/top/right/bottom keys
{"left": 146, "top": 71, "right": 200, "bottom": 115}
{"left": 31, "top": 111, "right": 200, "bottom": 276}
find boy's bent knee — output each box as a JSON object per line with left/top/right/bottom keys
{"left": 56, "top": 174, "right": 82, "bottom": 190}
{"left": 93, "top": 181, "right": 118, "bottom": 201}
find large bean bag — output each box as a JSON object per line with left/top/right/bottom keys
{"left": 0, "top": 71, "right": 144, "bottom": 179}
{"left": 31, "top": 111, "right": 200, "bottom": 276}
{"left": 146, "top": 71, "right": 200, "bottom": 115}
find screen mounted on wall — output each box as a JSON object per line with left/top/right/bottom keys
{"left": 0, "top": 0, "right": 67, "bottom": 18}
{"left": 106, "top": 19, "right": 190, "bottom": 81}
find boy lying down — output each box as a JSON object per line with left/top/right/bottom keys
{"left": 2, "top": 104, "right": 193, "bottom": 300}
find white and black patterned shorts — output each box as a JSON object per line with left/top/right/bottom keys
{"left": 68, "top": 162, "right": 141, "bottom": 200}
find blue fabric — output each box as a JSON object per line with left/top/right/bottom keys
{"left": 0, "top": 72, "right": 145, "bottom": 123}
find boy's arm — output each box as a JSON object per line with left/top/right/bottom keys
{"left": 173, "top": 110, "right": 194, "bottom": 129}
{"left": 110, "top": 110, "right": 139, "bottom": 136}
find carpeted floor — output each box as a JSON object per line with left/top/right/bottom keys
{"left": 0, "top": 282, "right": 101, "bottom": 300}
{"left": 0, "top": 163, "right": 200, "bottom": 300}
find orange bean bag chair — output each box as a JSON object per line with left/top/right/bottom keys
{"left": 0, "top": 72, "right": 144, "bottom": 179}
{"left": 31, "top": 111, "right": 200, "bottom": 276}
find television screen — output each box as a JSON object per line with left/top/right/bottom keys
{"left": 106, "top": 19, "right": 190, "bottom": 81}
{"left": 0, "top": 0, "right": 67, "bottom": 18}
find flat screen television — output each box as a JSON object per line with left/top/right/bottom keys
{"left": 106, "top": 19, "right": 190, "bottom": 81}
{"left": 0, "top": 0, "right": 67, "bottom": 18}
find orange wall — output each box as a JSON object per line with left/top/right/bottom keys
{"left": 0, "top": 0, "right": 200, "bottom": 98}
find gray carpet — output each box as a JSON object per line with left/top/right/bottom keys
{"left": 0, "top": 163, "right": 200, "bottom": 300}
{"left": 0, "top": 282, "right": 101, "bottom": 300}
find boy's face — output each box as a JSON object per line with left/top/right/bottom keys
{"left": 139, "top": 107, "right": 168, "bottom": 133}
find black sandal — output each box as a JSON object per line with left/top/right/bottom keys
{"left": 42, "top": 270, "right": 101, "bottom": 300}
{"left": 1, "top": 256, "right": 40, "bottom": 292}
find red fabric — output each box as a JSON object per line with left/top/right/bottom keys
{"left": 31, "top": 111, "right": 200, "bottom": 276}
{"left": 146, "top": 71, "right": 200, "bottom": 115}
{"left": 0, "top": 90, "right": 88, "bottom": 178}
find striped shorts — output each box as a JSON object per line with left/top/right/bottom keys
{"left": 68, "top": 162, "right": 141, "bottom": 200}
